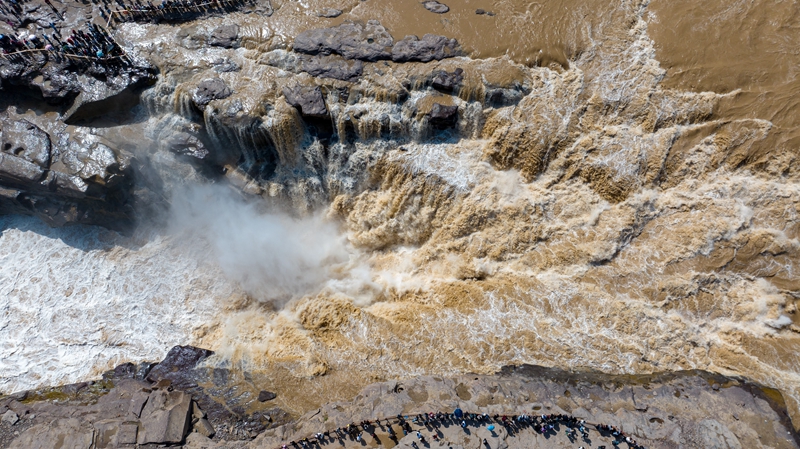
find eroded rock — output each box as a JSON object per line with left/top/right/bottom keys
{"left": 8, "top": 418, "right": 93, "bottom": 449}
{"left": 431, "top": 68, "right": 464, "bottom": 92}
{"left": 1, "top": 410, "right": 19, "bottom": 426}
{"left": 193, "top": 78, "right": 233, "bottom": 107}
{"left": 146, "top": 346, "right": 215, "bottom": 384}
{"left": 209, "top": 24, "right": 240, "bottom": 48}
{"left": 293, "top": 20, "right": 394, "bottom": 61}
{"left": 428, "top": 103, "right": 458, "bottom": 128}
{"left": 300, "top": 54, "right": 363, "bottom": 82}
{"left": 282, "top": 85, "right": 328, "bottom": 117}
{"left": 317, "top": 8, "right": 342, "bottom": 18}
{"left": 0, "top": 118, "right": 51, "bottom": 168}
{"left": 0, "top": 153, "right": 45, "bottom": 186}
{"left": 392, "top": 34, "right": 460, "bottom": 62}
{"left": 257, "top": 390, "right": 277, "bottom": 402}
{"left": 422, "top": 0, "right": 450, "bottom": 13}
{"left": 138, "top": 389, "right": 193, "bottom": 444}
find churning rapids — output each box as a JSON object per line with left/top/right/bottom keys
{"left": 2, "top": 0, "right": 800, "bottom": 428}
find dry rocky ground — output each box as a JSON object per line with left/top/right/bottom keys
{"left": 0, "top": 347, "right": 797, "bottom": 448}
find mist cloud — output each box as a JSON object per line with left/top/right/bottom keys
{"left": 168, "top": 184, "right": 357, "bottom": 306}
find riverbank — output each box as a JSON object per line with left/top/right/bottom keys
{"left": 0, "top": 346, "right": 797, "bottom": 448}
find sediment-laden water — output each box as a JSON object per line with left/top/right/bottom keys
{"left": 1, "top": 0, "right": 799, "bottom": 428}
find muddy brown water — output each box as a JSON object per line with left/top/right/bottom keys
{"left": 3, "top": 0, "right": 800, "bottom": 436}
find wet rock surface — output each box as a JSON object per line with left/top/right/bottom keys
{"left": 428, "top": 103, "right": 458, "bottom": 128}
{"left": 300, "top": 54, "right": 363, "bottom": 82}
{"left": 430, "top": 68, "right": 464, "bottom": 92}
{"left": 293, "top": 20, "right": 395, "bottom": 62}
{"left": 193, "top": 78, "right": 233, "bottom": 107}
{"left": 0, "top": 110, "right": 139, "bottom": 230}
{"left": 209, "top": 24, "right": 240, "bottom": 48}
{"left": 293, "top": 20, "right": 460, "bottom": 63}
{"left": 392, "top": 33, "right": 460, "bottom": 62}
{"left": 317, "top": 8, "right": 343, "bottom": 18}
{"left": 282, "top": 85, "right": 329, "bottom": 117}
{"left": 422, "top": 1, "right": 450, "bottom": 14}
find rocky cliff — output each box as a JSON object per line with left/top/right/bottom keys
{"left": 0, "top": 347, "right": 797, "bottom": 448}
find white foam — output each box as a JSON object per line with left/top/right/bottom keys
{"left": 0, "top": 215, "right": 236, "bottom": 393}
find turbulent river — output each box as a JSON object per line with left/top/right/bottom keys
{"left": 2, "top": 0, "right": 800, "bottom": 424}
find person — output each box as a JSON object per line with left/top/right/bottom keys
{"left": 487, "top": 424, "right": 495, "bottom": 431}
{"left": 461, "top": 420, "right": 467, "bottom": 428}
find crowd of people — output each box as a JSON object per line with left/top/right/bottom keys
{"left": 93, "top": 0, "right": 257, "bottom": 24}
{"left": 276, "top": 409, "right": 648, "bottom": 449}
{"left": 0, "top": 22, "right": 128, "bottom": 65}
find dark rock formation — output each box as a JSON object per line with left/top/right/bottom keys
{"left": 300, "top": 54, "right": 363, "bottom": 81}
{"left": 392, "top": 34, "right": 460, "bottom": 62}
{"left": 422, "top": 0, "right": 450, "bottom": 14}
{"left": 0, "top": 113, "right": 139, "bottom": 230}
{"left": 293, "top": 20, "right": 395, "bottom": 61}
{"left": 146, "top": 345, "right": 215, "bottom": 383}
{"left": 167, "top": 132, "right": 210, "bottom": 159}
{"left": 257, "top": 390, "right": 277, "bottom": 402}
{"left": 293, "top": 21, "right": 460, "bottom": 64}
{"left": 283, "top": 85, "right": 328, "bottom": 117}
{"left": 210, "top": 23, "right": 240, "bottom": 48}
{"left": 428, "top": 103, "right": 458, "bottom": 128}
{"left": 193, "top": 78, "right": 233, "bottom": 106}
{"left": 431, "top": 68, "right": 464, "bottom": 92}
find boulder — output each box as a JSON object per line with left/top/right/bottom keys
{"left": 193, "top": 78, "right": 233, "bottom": 107}
{"left": 138, "top": 390, "right": 193, "bottom": 445}
{"left": 283, "top": 85, "right": 329, "bottom": 117}
{"left": 258, "top": 390, "right": 277, "bottom": 402}
{"left": 431, "top": 68, "right": 464, "bottom": 92}
{"left": 293, "top": 21, "right": 394, "bottom": 61}
{"left": 317, "top": 8, "right": 343, "bottom": 18}
{"left": 146, "top": 346, "right": 215, "bottom": 383}
{"left": 392, "top": 34, "right": 460, "bottom": 62}
{"left": 209, "top": 24, "right": 240, "bottom": 48}
{"left": 422, "top": 0, "right": 450, "bottom": 13}
{"left": 167, "top": 132, "right": 210, "bottom": 159}
{"left": 300, "top": 54, "right": 364, "bottom": 82}
{"left": 0, "top": 118, "right": 51, "bottom": 168}
{"left": 1, "top": 410, "right": 19, "bottom": 425}
{"left": 428, "top": 103, "right": 458, "bottom": 128}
